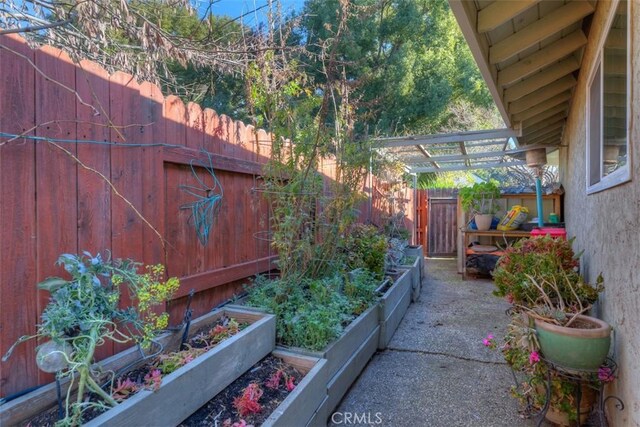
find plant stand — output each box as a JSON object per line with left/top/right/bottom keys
{"left": 533, "top": 358, "right": 624, "bottom": 427}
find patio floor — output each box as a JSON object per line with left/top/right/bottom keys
{"left": 331, "top": 258, "right": 535, "bottom": 427}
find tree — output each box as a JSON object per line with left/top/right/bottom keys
{"left": 298, "top": 0, "right": 496, "bottom": 137}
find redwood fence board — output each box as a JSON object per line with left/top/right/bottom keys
{"left": 0, "top": 34, "right": 415, "bottom": 398}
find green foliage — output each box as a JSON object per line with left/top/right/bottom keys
{"left": 339, "top": 224, "right": 388, "bottom": 279}
{"left": 458, "top": 181, "right": 500, "bottom": 214}
{"left": 3, "top": 252, "right": 179, "bottom": 426}
{"left": 246, "top": 272, "right": 379, "bottom": 351}
{"left": 300, "top": 0, "right": 494, "bottom": 135}
{"left": 343, "top": 269, "right": 381, "bottom": 316}
{"left": 492, "top": 237, "right": 602, "bottom": 308}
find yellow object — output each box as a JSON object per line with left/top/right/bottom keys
{"left": 497, "top": 205, "right": 529, "bottom": 231}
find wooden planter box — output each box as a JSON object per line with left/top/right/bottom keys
{"left": 378, "top": 268, "right": 412, "bottom": 350}
{"left": 0, "top": 308, "right": 276, "bottom": 427}
{"left": 227, "top": 284, "right": 382, "bottom": 421}
{"left": 287, "top": 303, "right": 380, "bottom": 418}
{"left": 404, "top": 245, "right": 425, "bottom": 272}
{"left": 399, "top": 254, "right": 422, "bottom": 302}
{"left": 262, "top": 350, "right": 328, "bottom": 427}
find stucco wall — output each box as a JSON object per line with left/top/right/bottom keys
{"left": 561, "top": 0, "right": 639, "bottom": 425}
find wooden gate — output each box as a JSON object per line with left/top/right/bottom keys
{"left": 426, "top": 189, "right": 458, "bottom": 257}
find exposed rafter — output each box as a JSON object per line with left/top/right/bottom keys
{"left": 489, "top": 1, "right": 594, "bottom": 64}
{"left": 526, "top": 132, "right": 564, "bottom": 146}
{"left": 521, "top": 103, "right": 569, "bottom": 128}
{"left": 512, "top": 92, "right": 572, "bottom": 122}
{"left": 523, "top": 115, "right": 568, "bottom": 134}
{"left": 521, "top": 121, "right": 566, "bottom": 142}
{"left": 497, "top": 31, "right": 586, "bottom": 87}
{"left": 477, "top": 0, "right": 540, "bottom": 33}
{"left": 509, "top": 77, "right": 578, "bottom": 114}
{"left": 504, "top": 64, "right": 579, "bottom": 103}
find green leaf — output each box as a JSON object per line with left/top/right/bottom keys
{"left": 37, "top": 277, "right": 69, "bottom": 293}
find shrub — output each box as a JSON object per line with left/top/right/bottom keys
{"left": 339, "top": 224, "right": 387, "bottom": 279}
{"left": 492, "top": 236, "right": 600, "bottom": 307}
{"left": 246, "top": 271, "right": 379, "bottom": 351}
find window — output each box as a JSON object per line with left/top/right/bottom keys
{"left": 586, "top": 0, "right": 630, "bottom": 194}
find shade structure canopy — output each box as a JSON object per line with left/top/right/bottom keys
{"left": 373, "top": 128, "right": 555, "bottom": 173}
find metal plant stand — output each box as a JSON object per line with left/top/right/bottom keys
{"left": 534, "top": 357, "right": 624, "bottom": 427}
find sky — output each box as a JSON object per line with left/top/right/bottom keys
{"left": 202, "top": 0, "right": 305, "bottom": 26}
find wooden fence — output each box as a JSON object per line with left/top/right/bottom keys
{"left": 0, "top": 34, "right": 415, "bottom": 398}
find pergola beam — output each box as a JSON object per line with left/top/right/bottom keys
{"left": 411, "top": 161, "right": 527, "bottom": 173}
{"left": 509, "top": 76, "right": 577, "bottom": 114}
{"left": 477, "top": 0, "right": 540, "bottom": 33}
{"left": 511, "top": 91, "right": 572, "bottom": 122}
{"left": 504, "top": 72, "right": 577, "bottom": 104}
{"left": 497, "top": 31, "right": 586, "bottom": 87}
{"left": 372, "top": 128, "right": 519, "bottom": 148}
{"left": 416, "top": 145, "right": 441, "bottom": 169}
{"left": 489, "top": 1, "right": 594, "bottom": 64}
{"left": 404, "top": 144, "right": 551, "bottom": 163}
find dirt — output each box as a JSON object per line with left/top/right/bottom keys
{"left": 566, "top": 317, "right": 599, "bottom": 329}
{"left": 20, "top": 317, "right": 244, "bottom": 426}
{"left": 179, "top": 355, "right": 304, "bottom": 427}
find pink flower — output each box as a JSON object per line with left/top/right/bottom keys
{"left": 482, "top": 333, "right": 496, "bottom": 349}
{"left": 598, "top": 367, "right": 615, "bottom": 383}
{"left": 506, "top": 294, "right": 515, "bottom": 304}
{"left": 529, "top": 351, "right": 540, "bottom": 365}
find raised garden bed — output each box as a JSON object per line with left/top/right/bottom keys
{"left": 378, "top": 268, "right": 412, "bottom": 349}
{"left": 399, "top": 254, "right": 422, "bottom": 302}
{"left": 0, "top": 308, "right": 276, "bottom": 427}
{"left": 179, "top": 349, "right": 327, "bottom": 427}
{"left": 286, "top": 302, "right": 380, "bottom": 417}
{"left": 228, "top": 297, "right": 380, "bottom": 422}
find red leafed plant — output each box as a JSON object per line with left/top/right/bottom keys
{"left": 233, "top": 383, "right": 263, "bottom": 417}
{"left": 144, "top": 369, "right": 162, "bottom": 391}
{"left": 111, "top": 377, "right": 139, "bottom": 402}
{"left": 265, "top": 370, "right": 283, "bottom": 389}
{"left": 285, "top": 376, "right": 296, "bottom": 392}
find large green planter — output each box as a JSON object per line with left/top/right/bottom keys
{"left": 535, "top": 315, "right": 611, "bottom": 371}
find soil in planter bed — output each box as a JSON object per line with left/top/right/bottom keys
{"left": 179, "top": 355, "right": 304, "bottom": 427}
{"left": 20, "top": 317, "right": 246, "bottom": 427}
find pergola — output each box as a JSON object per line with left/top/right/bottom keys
{"left": 373, "top": 127, "right": 554, "bottom": 174}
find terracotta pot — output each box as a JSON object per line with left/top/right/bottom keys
{"left": 545, "top": 387, "right": 596, "bottom": 426}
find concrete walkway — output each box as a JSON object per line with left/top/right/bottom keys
{"left": 331, "top": 258, "right": 534, "bottom": 427}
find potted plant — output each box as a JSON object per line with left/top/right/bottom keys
{"left": 523, "top": 272, "right": 610, "bottom": 372}
{"left": 492, "top": 236, "right": 600, "bottom": 307}
{"left": 488, "top": 236, "right": 613, "bottom": 425}
{"left": 459, "top": 181, "right": 501, "bottom": 231}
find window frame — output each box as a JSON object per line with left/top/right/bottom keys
{"left": 586, "top": 0, "right": 631, "bottom": 195}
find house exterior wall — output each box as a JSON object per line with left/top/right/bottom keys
{"left": 561, "top": 0, "right": 639, "bottom": 425}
